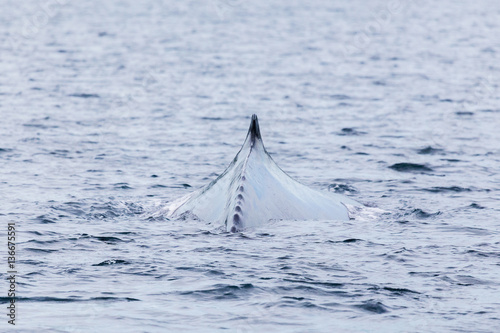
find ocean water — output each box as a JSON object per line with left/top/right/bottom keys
{"left": 1, "top": 0, "right": 500, "bottom": 332}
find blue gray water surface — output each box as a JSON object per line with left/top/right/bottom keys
{"left": 1, "top": 0, "right": 500, "bottom": 332}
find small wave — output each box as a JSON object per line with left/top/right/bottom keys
{"left": 422, "top": 186, "right": 472, "bottom": 193}
{"left": 469, "top": 203, "right": 486, "bottom": 209}
{"left": 26, "top": 231, "right": 44, "bottom": 235}
{"left": 92, "top": 297, "right": 140, "bottom": 301}
{"left": 454, "top": 275, "right": 492, "bottom": 286}
{"left": 353, "top": 300, "right": 389, "bottom": 314}
{"left": 33, "top": 214, "right": 58, "bottom": 224}
{"left": 0, "top": 296, "right": 139, "bottom": 304}
{"left": 328, "top": 94, "right": 351, "bottom": 100}
{"left": 342, "top": 238, "right": 362, "bottom": 243}
{"left": 113, "top": 183, "right": 133, "bottom": 190}
{"left": 149, "top": 183, "right": 191, "bottom": 189}
{"left": 149, "top": 184, "right": 168, "bottom": 188}
{"left": 439, "top": 274, "right": 493, "bottom": 286}
{"left": 19, "top": 260, "right": 45, "bottom": 265}
{"left": 49, "top": 149, "right": 70, "bottom": 157}
{"left": 25, "top": 239, "right": 60, "bottom": 245}
{"left": 328, "top": 183, "right": 358, "bottom": 194}
{"left": 92, "top": 236, "right": 127, "bottom": 244}
{"left": 389, "top": 163, "right": 433, "bottom": 173}
{"left": 51, "top": 202, "right": 86, "bottom": 216}
{"left": 23, "top": 123, "right": 59, "bottom": 129}
{"left": 337, "top": 128, "right": 367, "bottom": 136}
{"left": 52, "top": 200, "right": 145, "bottom": 219}
{"left": 405, "top": 208, "right": 441, "bottom": 219}
{"left": 282, "top": 296, "right": 308, "bottom": 301}
{"left": 439, "top": 226, "right": 490, "bottom": 236}
{"left": 68, "top": 93, "right": 100, "bottom": 98}
{"left": 180, "top": 283, "right": 255, "bottom": 300}
{"left": 280, "top": 300, "right": 327, "bottom": 310}
{"left": 466, "top": 250, "right": 500, "bottom": 258}
{"left": 175, "top": 266, "right": 204, "bottom": 271}
{"left": 73, "top": 233, "right": 129, "bottom": 243}
{"left": 25, "top": 248, "right": 58, "bottom": 253}
{"left": 282, "top": 278, "right": 344, "bottom": 289}
{"left": 325, "top": 238, "right": 363, "bottom": 244}
{"left": 383, "top": 287, "right": 419, "bottom": 295}
{"left": 417, "top": 146, "right": 444, "bottom": 155}
{"left": 379, "top": 286, "right": 420, "bottom": 295}
{"left": 200, "top": 116, "right": 224, "bottom": 121}
{"left": 92, "top": 259, "right": 131, "bottom": 266}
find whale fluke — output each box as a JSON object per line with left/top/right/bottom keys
{"left": 167, "top": 114, "right": 361, "bottom": 232}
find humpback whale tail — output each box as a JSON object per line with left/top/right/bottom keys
{"left": 167, "top": 114, "right": 361, "bottom": 232}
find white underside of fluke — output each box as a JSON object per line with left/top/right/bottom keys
{"left": 167, "top": 115, "right": 361, "bottom": 232}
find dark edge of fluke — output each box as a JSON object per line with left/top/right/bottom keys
{"left": 249, "top": 114, "right": 262, "bottom": 144}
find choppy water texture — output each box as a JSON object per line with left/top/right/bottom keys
{"left": 1, "top": 0, "right": 500, "bottom": 332}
